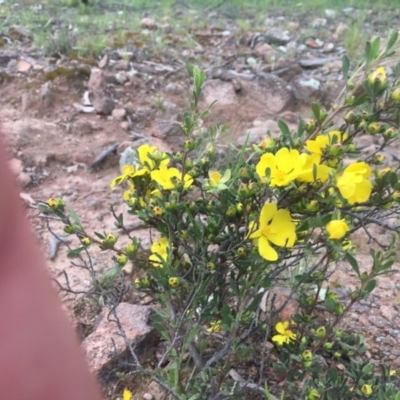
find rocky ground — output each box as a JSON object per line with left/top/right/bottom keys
{"left": 2, "top": 2, "right": 400, "bottom": 399}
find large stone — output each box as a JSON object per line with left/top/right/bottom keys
{"left": 141, "top": 18, "right": 157, "bottom": 30}
{"left": 264, "top": 28, "right": 290, "bottom": 45}
{"left": 254, "top": 43, "right": 273, "bottom": 62}
{"left": 202, "top": 79, "right": 237, "bottom": 106}
{"left": 88, "top": 68, "right": 115, "bottom": 114}
{"left": 82, "top": 303, "right": 158, "bottom": 381}
{"left": 92, "top": 96, "right": 115, "bottom": 115}
{"left": 152, "top": 120, "right": 184, "bottom": 151}
{"left": 291, "top": 75, "right": 322, "bottom": 103}
{"left": 88, "top": 68, "right": 107, "bottom": 93}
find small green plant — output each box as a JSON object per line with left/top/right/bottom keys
{"left": 41, "top": 32, "right": 400, "bottom": 399}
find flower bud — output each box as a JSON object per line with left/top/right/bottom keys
{"left": 184, "top": 139, "right": 195, "bottom": 151}
{"left": 302, "top": 350, "right": 313, "bottom": 362}
{"left": 259, "top": 137, "right": 275, "bottom": 150}
{"left": 333, "top": 351, "right": 341, "bottom": 359}
{"left": 315, "top": 326, "right": 326, "bottom": 338}
{"left": 152, "top": 206, "right": 163, "bottom": 217}
{"left": 207, "top": 262, "right": 216, "bottom": 271}
{"left": 305, "top": 200, "right": 319, "bottom": 213}
{"left": 371, "top": 154, "right": 385, "bottom": 165}
{"left": 305, "top": 119, "right": 316, "bottom": 133}
{"left": 319, "top": 108, "right": 328, "bottom": 122}
{"left": 185, "top": 158, "right": 194, "bottom": 170}
{"left": 116, "top": 254, "right": 128, "bottom": 266}
{"left": 81, "top": 237, "right": 91, "bottom": 246}
{"left": 303, "top": 361, "right": 313, "bottom": 368}
{"left": 334, "top": 304, "right": 344, "bottom": 315}
{"left": 393, "top": 191, "right": 400, "bottom": 202}
{"left": 334, "top": 329, "right": 343, "bottom": 339}
{"left": 367, "top": 122, "right": 381, "bottom": 135}
{"left": 327, "top": 157, "right": 339, "bottom": 168}
{"left": 329, "top": 143, "right": 343, "bottom": 156}
{"left": 126, "top": 242, "right": 138, "bottom": 256}
{"left": 174, "top": 152, "right": 184, "bottom": 162}
{"left": 200, "top": 156, "right": 210, "bottom": 167}
{"left": 307, "top": 389, "right": 321, "bottom": 400}
{"left": 378, "top": 167, "right": 390, "bottom": 177}
{"left": 105, "top": 232, "right": 118, "bottom": 246}
{"left": 239, "top": 167, "right": 251, "bottom": 180}
{"left": 226, "top": 205, "right": 237, "bottom": 218}
{"left": 347, "top": 143, "right": 357, "bottom": 152}
{"left": 368, "top": 67, "right": 386, "bottom": 86}
{"left": 347, "top": 80, "right": 355, "bottom": 90}
{"left": 344, "top": 110, "right": 356, "bottom": 124}
{"left": 237, "top": 247, "right": 246, "bottom": 257}
{"left": 360, "top": 384, "right": 373, "bottom": 397}
{"left": 383, "top": 127, "right": 397, "bottom": 140}
{"left": 64, "top": 225, "right": 75, "bottom": 234}
{"left": 324, "top": 342, "right": 333, "bottom": 350}
{"left": 392, "top": 87, "right": 400, "bottom": 102}
{"left": 179, "top": 230, "right": 189, "bottom": 239}
{"left": 168, "top": 277, "right": 180, "bottom": 288}
{"left": 47, "top": 197, "right": 65, "bottom": 211}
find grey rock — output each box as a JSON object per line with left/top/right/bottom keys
{"left": 82, "top": 303, "right": 158, "bottom": 380}
{"left": 71, "top": 120, "right": 94, "bottom": 135}
{"left": 165, "top": 82, "right": 183, "bottom": 94}
{"left": 114, "top": 59, "right": 130, "bottom": 71}
{"left": 88, "top": 68, "right": 115, "bottom": 114}
{"left": 264, "top": 28, "right": 290, "bottom": 45}
{"left": 112, "top": 108, "right": 127, "bottom": 120}
{"left": 92, "top": 96, "right": 115, "bottom": 115}
{"left": 291, "top": 75, "right": 322, "bottom": 103}
{"left": 8, "top": 25, "right": 30, "bottom": 41}
{"left": 202, "top": 79, "right": 238, "bottom": 106}
{"left": 152, "top": 120, "right": 184, "bottom": 150}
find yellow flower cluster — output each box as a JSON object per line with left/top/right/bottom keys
{"left": 256, "top": 147, "right": 331, "bottom": 187}
{"left": 149, "top": 237, "right": 169, "bottom": 267}
{"left": 111, "top": 144, "right": 193, "bottom": 192}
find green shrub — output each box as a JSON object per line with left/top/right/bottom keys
{"left": 41, "top": 31, "right": 400, "bottom": 400}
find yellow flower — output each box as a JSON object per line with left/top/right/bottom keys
{"left": 305, "top": 130, "right": 347, "bottom": 154}
{"left": 326, "top": 219, "right": 349, "bottom": 240}
{"left": 168, "top": 277, "right": 180, "bottom": 288}
{"left": 297, "top": 153, "right": 332, "bottom": 183}
{"left": 205, "top": 169, "right": 231, "bottom": 191}
{"left": 369, "top": 66, "right": 386, "bottom": 85}
{"left": 110, "top": 165, "right": 147, "bottom": 188}
{"left": 138, "top": 144, "right": 169, "bottom": 171}
{"left": 256, "top": 148, "right": 307, "bottom": 187}
{"left": 336, "top": 162, "right": 372, "bottom": 204}
{"left": 151, "top": 165, "right": 193, "bottom": 190}
{"left": 123, "top": 388, "right": 132, "bottom": 400}
{"left": 249, "top": 203, "right": 297, "bottom": 261}
{"left": 149, "top": 237, "right": 169, "bottom": 266}
{"left": 207, "top": 320, "right": 222, "bottom": 333}
{"left": 390, "top": 369, "right": 397, "bottom": 376}
{"left": 272, "top": 321, "right": 296, "bottom": 345}
{"left": 360, "top": 384, "right": 373, "bottom": 397}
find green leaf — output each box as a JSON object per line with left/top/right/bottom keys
{"left": 385, "top": 29, "right": 399, "bottom": 52}
{"left": 221, "top": 304, "right": 233, "bottom": 326}
{"left": 68, "top": 209, "right": 82, "bottom": 227}
{"left": 67, "top": 246, "right": 86, "bottom": 258}
{"left": 371, "top": 36, "right": 381, "bottom": 59}
{"left": 364, "top": 279, "right": 377, "bottom": 294}
{"left": 182, "top": 326, "right": 201, "bottom": 353}
{"left": 364, "top": 41, "right": 372, "bottom": 64}
{"left": 345, "top": 252, "right": 360, "bottom": 278}
{"left": 311, "top": 102, "right": 320, "bottom": 121}
{"left": 350, "top": 93, "right": 368, "bottom": 107}
{"left": 278, "top": 119, "right": 291, "bottom": 139}
{"left": 342, "top": 55, "right": 350, "bottom": 81}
